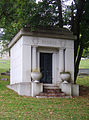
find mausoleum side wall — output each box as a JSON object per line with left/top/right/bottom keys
{"left": 21, "top": 37, "right": 32, "bottom": 82}
{"left": 10, "top": 38, "right": 23, "bottom": 84}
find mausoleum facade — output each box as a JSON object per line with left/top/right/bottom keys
{"left": 8, "top": 27, "right": 79, "bottom": 97}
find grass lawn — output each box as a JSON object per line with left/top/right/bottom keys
{"left": 79, "top": 59, "right": 89, "bottom": 69}
{"left": 0, "top": 59, "right": 10, "bottom": 73}
{"left": 0, "top": 59, "right": 89, "bottom": 119}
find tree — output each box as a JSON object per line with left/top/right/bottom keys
{"left": 0, "top": 0, "right": 89, "bottom": 83}
{"left": 61, "top": 0, "right": 89, "bottom": 83}
{"left": 0, "top": 0, "right": 63, "bottom": 42}
{"left": 72, "top": 0, "right": 89, "bottom": 82}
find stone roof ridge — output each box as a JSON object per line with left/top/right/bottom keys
{"left": 21, "top": 26, "right": 73, "bottom": 35}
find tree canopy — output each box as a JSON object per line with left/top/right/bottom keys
{"left": 0, "top": 0, "right": 89, "bottom": 82}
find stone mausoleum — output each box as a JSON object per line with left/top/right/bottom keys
{"left": 8, "top": 27, "right": 79, "bottom": 97}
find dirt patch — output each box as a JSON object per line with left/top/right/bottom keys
{"left": 79, "top": 85, "right": 89, "bottom": 98}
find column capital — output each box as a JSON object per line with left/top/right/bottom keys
{"left": 59, "top": 47, "right": 66, "bottom": 50}
{"left": 53, "top": 49, "right": 58, "bottom": 54}
{"left": 32, "top": 45, "right": 38, "bottom": 48}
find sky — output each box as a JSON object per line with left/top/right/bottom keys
{"left": 0, "top": 28, "right": 4, "bottom": 34}
{"left": 64, "top": 0, "right": 73, "bottom": 5}
{"left": 36, "top": 0, "right": 42, "bottom": 3}
{"left": 36, "top": 0, "right": 73, "bottom": 5}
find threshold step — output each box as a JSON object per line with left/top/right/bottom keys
{"left": 44, "top": 84, "right": 59, "bottom": 89}
{"left": 36, "top": 96, "right": 72, "bottom": 98}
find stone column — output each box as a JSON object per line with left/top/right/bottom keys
{"left": 32, "top": 46, "right": 37, "bottom": 70}
{"left": 59, "top": 48, "right": 65, "bottom": 72}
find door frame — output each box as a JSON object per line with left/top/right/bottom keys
{"left": 37, "top": 47, "right": 59, "bottom": 84}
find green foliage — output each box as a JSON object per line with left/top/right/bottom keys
{"left": 0, "top": 0, "right": 89, "bottom": 48}
{"left": 0, "top": 0, "right": 37, "bottom": 42}
{"left": 82, "top": 48, "right": 89, "bottom": 57}
{"left": 80, "top": 0, "right": 89, "bottom": 48}
{"left": 1, "top": 0, "right": 89, "bottom": 49}
{"left": 0, "top": 0, "right": 89, "bottom": 82}
{"left": 0, "top": 0, "right": 59, "bottom": 43}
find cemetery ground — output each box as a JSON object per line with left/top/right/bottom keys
{"left": 0, "top": 59, "right": 89, "bottom": 120}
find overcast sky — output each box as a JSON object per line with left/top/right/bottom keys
{"left": 36, "top": 0, "right": 73, "bottom": 5}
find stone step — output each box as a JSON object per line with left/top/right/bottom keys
{"left": 36, "top": 92, "right": 67, "bottom": 98}
{"left": 35, "top": 84, "right": 68, "bottom": 98}
{"left": 38, "top": 92, "right": 65, "bottom": 96}
{"left": 44, "top": 84, "right": 59, "bottom": 89}
{"left": 43, "top": 88, "right": 61, "bottom": 93}
{"left": 35, "top": 87, "right": 66, "bottom": 98}
{"left": 36, "top": 95, "right": 72, "bottom": 98}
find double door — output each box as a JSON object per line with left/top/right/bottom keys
{"left": 40, "top": 53, "right": 52, "bottom": 84}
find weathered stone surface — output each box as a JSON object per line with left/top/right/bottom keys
{"left": 35, "top": 85, "right": 67, "bottom": 98}
{"left": 60, "top": 83, "right": 79, "bottom": 96}
{"left": 31, "top": 82, "right": 43, "bottom": 97}
{"left": 7, "top": 82, "right": 43, "bottom": 97}
{"left": 61, "top": 83, "right": 72, "bottom": 96}
{"left": 72, "top": 84, "right": 79, "bottom": 96}
{"left": 8, "top": 27, "right": 77, "bottom": 97}
{"left": 7, "top": 82, "right": 31, "bottom": 96}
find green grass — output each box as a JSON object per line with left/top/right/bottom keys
{"left": 0, "top": 59, "right": 10, "bottom": 73}
{"left": 79, "top": 59, "right": 89, "bottom": 69}
{"left": 77, "top": 76, "right": 89, "bottom": 86}
{"left": 0, "top": 80, "right": 89, "bottom": 120}
{"left": 0, "top": 59, "right": 10, "bottom": 84}
{"left": 0, "top": 59, "right": 89, "bottom": 119}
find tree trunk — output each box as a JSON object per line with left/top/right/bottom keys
{"left": 74, "top": 45, "right": 83, "bottom": 83}
{"left": 56, "top": 0, "right": 63, "bottom": 28}
{"left": 71, "top": 2, "right": 74, "bottom": 32}
{"left": 73, "top": 0, "right": 85, "bottom": 83}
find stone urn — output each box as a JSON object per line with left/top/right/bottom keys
{"left": 31, "top": 71, "right": 42, "bottom": 83}
{"left": 60, "top": 72, "right": 71, "bottom": 83}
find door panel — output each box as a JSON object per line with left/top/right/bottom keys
{"left": 40, "top": 53, "right": 52, "bottom": 84}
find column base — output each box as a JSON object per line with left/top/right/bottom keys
{"left": 31, "top": 82, "right": 43, "bottom": 97}
{"left": 60, "top": 83, "right": 79, "bottom": 96}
